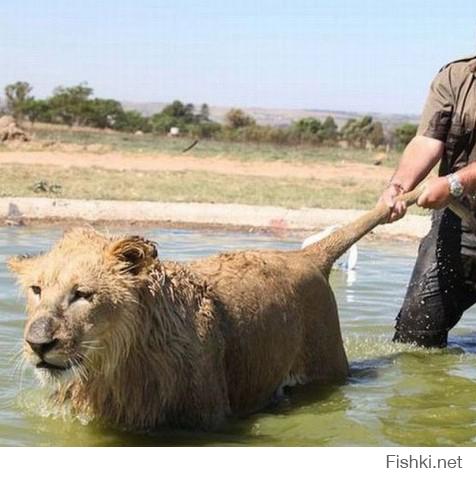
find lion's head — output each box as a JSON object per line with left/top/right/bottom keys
{"left": 8, "top": 228, "right": 158, "bottom": 386}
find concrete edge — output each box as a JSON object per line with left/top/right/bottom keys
{"left": 0, "top": 197, "right": 430, "bottom": 239}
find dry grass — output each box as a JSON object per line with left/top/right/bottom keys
{"left": 26, "top": 124, "right": 400, "bottom": 167}
{"left": 0, "top": 163, "right": 390, "bottom": 210}
{"left": 1, "top": 126, "right": 406, "bottom": 211}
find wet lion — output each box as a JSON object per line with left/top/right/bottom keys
{"left": 8, "top": 191, "right": 419, "bottom": 430}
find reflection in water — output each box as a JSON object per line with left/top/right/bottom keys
{"left": 0, "top": 226, "right": 475, "bottom": 446}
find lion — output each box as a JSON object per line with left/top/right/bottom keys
{"left": 8, "top": 190, "right": 419, "bottom": 430}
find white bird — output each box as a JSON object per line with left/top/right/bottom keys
{"left": 301, "top": 225, "right": 358, "bottom": 272}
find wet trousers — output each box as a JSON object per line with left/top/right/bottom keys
{"left": 394, "top": 208, "right": 476, "bottom": 347}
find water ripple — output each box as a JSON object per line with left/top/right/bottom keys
{"left": 0, "top": 226, "right": 475, "bottom": 446}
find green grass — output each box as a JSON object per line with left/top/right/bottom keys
{"left": 0, "top": 163, "right": 390, "bottom": 210}
{"left": 27, "top": 125, "right": 400, "bottom": 167}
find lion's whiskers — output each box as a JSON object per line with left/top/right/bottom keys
{"left": 12, "top": 351, "right": 28, "bottom": 394}
{"left": 81, "top": 340, "right": 104, "bottom": 351}
{"left": 70, "top": 356, "right": 88, "bottom": 385}
{"left": 9, "top": 341, "right": 24, "bottom": 364}
{"left": 10, "top": 343, "right": 29, "bottom": 392}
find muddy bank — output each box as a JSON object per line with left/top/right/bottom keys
{"left": 0, "top": 197, "right": 430, "bottom": 240}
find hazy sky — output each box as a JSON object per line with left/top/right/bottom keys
{"left": 2, "top": 0, "right": 476, "bottom": 114}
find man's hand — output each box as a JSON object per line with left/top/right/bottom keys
{"left": 378, "top": 183, "right": 407, "bottom": 223}
{"left": 416, "top": 176, "right": 451, "bottom": 209}
{"left": 377, "top": 135, "right": 445, "bottom": 223}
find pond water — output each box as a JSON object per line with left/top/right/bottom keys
{"left": 1, "top": 226, "right": 475, "bottom": 446}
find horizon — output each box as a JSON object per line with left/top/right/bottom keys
{"left": 2, "top": 1, "right": 476, "bottom": 116}
{"left": 0, "top": 85, "right": 422, "bottom": 120}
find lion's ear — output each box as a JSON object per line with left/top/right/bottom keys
{"left": 108, "top": 236, "right": 158, "bottom": 275}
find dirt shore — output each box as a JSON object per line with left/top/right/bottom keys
{"left": 0, "top": 197, "right": 430, "bottom": 240}
{"left": 0, "top": 149, "right": 423, "bottom": 240}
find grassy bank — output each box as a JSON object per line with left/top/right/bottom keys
{"left": 0, "top": 163, "right": 392, "bottom": 210}
{"left": 20, "top": 124, "right": 400, "bottom": 167}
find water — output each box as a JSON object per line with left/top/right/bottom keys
{"left": 1, "top": 226, "right": 476, "bottom": 446}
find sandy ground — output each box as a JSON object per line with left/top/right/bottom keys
{"left": 0, "top": 197, "right": 430, "bottom": 239}
{"left": 0, "top": 149, "right": 424, "bottom": 238}
{"left": 0, "top": 150, "right": 393, "bottom": 181}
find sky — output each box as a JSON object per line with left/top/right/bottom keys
{"left": 1, "top": 0, "right": 476, "bottom": 115}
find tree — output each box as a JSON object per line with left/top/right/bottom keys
{"left": 189, "top": 121, "right": 222, "bottom": 139}
{"left": 114, "top": 110, "right": 151, "bottom": 133}
{"left": 161, "top": 100, "right": 195, "bottom": 121}
{"left": 292, "top": 116, "right": 339, "bottom": 144}
{"left": 321, "top": 116, "right": 338, "bottom": 141}
{"left": 341, "top": 115, "right": 381, "bottom": 148}
{"left": 4, "top": 81, "right": 33, "bottom": 122}
{"left": 87, "top": 99, "right": 124, "bottom": 129}
{"left": 48, "top": 82, "right": 94, "bottom": 126}
{"left": 199, "top": 103, "right": 210, "bottom": 121}
{"left": 151, "top": 100, "right": 211, "bottom": 134}
{"left": 23, "top": 98, "right": 52, "bottom": 126}
{"left": 394, "top": 123, "right": 418, "bottom": 149}
{"left": 368, "top": 120, "right": 385, "bottom": 147}
{"left": 225, "top": 108, "right": 256, "bottom": 129}
{"left": 294, "top": 117, "right": 322, "bottom": 135}
{"left": 150, "top": 113, "right": 178, "bottom": 134}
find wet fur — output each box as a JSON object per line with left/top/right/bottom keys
{"left": 9, "top": 196, "right": 412, "bottom": 430}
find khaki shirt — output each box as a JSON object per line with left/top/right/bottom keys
{"left": 418, "top": 56, "right": 476, "bottom": 249}
{"left": 418, "top": 56, "right": 476, "bottom": 176}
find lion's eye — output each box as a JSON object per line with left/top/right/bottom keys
{"left": 30, "top": 286, "right": 41, "bottom": 297}
{"left": 71, "top": 289, "right": 94, "bottom": 303}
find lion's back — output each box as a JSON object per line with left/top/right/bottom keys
{"left": 187, "top": 249, "right": 345, "bottom": 414}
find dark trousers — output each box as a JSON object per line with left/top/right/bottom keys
{"left": 394, "top": 208, "right": 476, "bottom": 347}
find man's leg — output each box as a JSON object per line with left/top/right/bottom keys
{"left": 393, "top": 209, "right": 476, "bottom": 347}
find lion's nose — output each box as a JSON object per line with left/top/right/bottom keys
{"left": 26, "top": 337, "right": 59, "bottom": 358}
{"left": 25, "top": 317, "right": 58, "bottom": 358}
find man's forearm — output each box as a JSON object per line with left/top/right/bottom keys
{"left": 390, "top": 136, "right": 444, "bottom": 191}
{"left": 455, "top": 162, "right": 476, "bottom": 195}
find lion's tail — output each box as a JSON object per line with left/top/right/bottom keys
{"left": 303, "top": 188, "right": 422, "bottom": 276}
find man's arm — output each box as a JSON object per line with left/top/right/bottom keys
{"left": 380, "top": 63, "right": 456, "bottom": 221}
{"left": 416, "top": 157, "right": 476, "bottom": 209}
{"left": 379, "top": 135, "right": 444, "bottom": 222}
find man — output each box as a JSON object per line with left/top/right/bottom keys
{"left": 379, "top": 55, "right": 476, "bottom": 347}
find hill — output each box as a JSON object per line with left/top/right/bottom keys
{"left": 121, "top": 101, "right": 419, "bottom": 129}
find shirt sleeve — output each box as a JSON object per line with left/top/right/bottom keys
{"left": 416, "top": 67, "right": 454, "bottom": 142}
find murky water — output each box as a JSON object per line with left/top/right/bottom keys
{"left": 1, "top": 226, "right": 476, "bottom": 446}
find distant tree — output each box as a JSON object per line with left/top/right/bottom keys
{"left": 199, "top": 103, "right": 210, "bottom": 121}
{"left": 185, "top": 103, "right": 195, "bottom": 117}
{"left": 321, "top": 116, "right": 338, "bottom": 141}
{"left": 189, "top": 121, "right": 222, "bottom": 139}
{"left": 4, "top": 81, "right": 33, "bottom": 122}
{"left": 114, "top": 110, "right": 151, "bottom": 133}
{"left": 161, "top": 100, "right": 195, "bottom": 121}
{"left": 23, "top": 98, "right": 52, "bottom": 126}
{"left": 294, "top": 117, "right": 322, "bottom": 135}
{"left": 150, "top": 113, "right": 178, "bottom": 134}
{"left": 368, "top": 120, "right": 385, "bottom": 147}
{"left": 48, "top": 82, "right": 93, "bottom": 126}
{"left": 341, "top": 115, "right": 379, "bottom": 148}
{"left": 150, "top": 100, "right": 213, "bottom": 134}
{"left": 292, "top": 116, "right": 339, "bottom": 144}
{"left": 394, "top": 123, "right": 418, "bottom": 149}
{"left": 87, "top": 98, "right": 124, "bottom": 129}
{"left": 225, "top": 108, "right": 256, "bottom": 129}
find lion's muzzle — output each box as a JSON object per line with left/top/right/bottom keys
{"left": 25, "top": 316, "right": 70, "bottom": 370}
{"left": 26, "top": 316, "right": 56, "bottom": 355}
